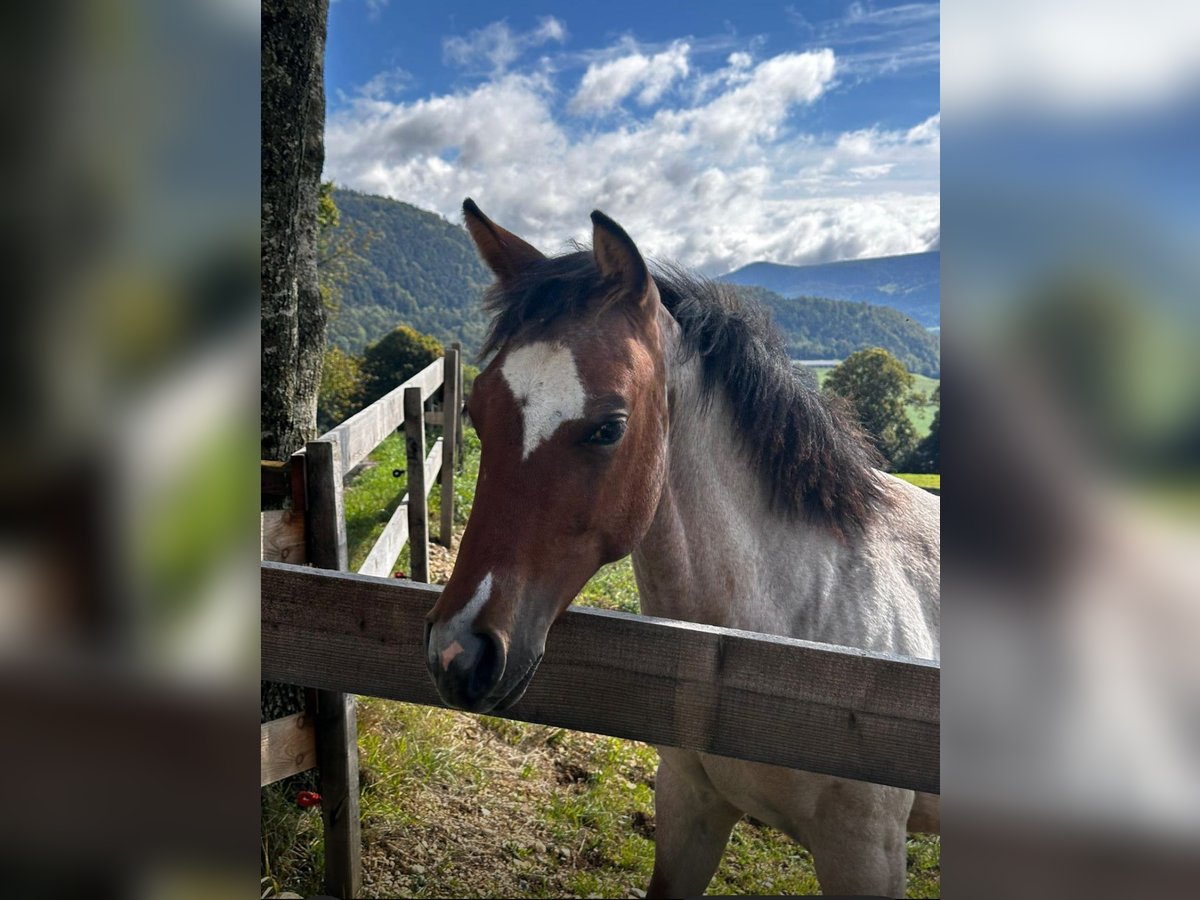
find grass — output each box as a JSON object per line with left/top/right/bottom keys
{"left": 262, "top": 422, "right": 940, "bottom": 898}
{"left": 895, "top": 473, "right": 941, "bottom": 490}
{"left": 341, "top": 426, "right": 483, "bottom": 575}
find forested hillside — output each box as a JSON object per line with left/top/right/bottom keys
{"left": 328, "top": 191, "right": 939, "bottom": 374}
{"left": 739, "top": 286, "right": 941, "bottom": 376}
{"left": 327, "top": 189, "right": 491, "bottom": 354}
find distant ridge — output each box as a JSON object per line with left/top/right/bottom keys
{"left": 735, "top": 285, "right": 940, "bottom": 377}
{"left": 721, "top": 250, "right": 940, "bottom": 329}
{"left": 326, "top": 191, "right": 938, "bottom": 374}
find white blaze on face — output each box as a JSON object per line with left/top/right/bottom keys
{"left": 500, "top": 342, "right": 587, "bottom": 460}
{"left": 434, "top": 572, "right": 494, "bottom": 670}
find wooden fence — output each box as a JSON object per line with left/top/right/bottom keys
{"left": 263, "top": 563, "right": 939, "bottom": 792}
{"left": 259, "top": 342, "right": 940, "bottom": 899}
{"left": 260, "top": 345, "right": 463, "bottom": 898}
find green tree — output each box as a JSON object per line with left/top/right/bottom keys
{"left": 824, "top": 347, "right": 918, "bottom": 469}
{"left": 317, "top": 180, "right": 374, "bottom": 316}
{"left": 360, "top": 325, "right": 444, "bottom": 407}
{"left": 317, "top": 346, "right": 365, "bottom": 431}
{"left": 904, "top": 385, "right": 940, "bottom": 473}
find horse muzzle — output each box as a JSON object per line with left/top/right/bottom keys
{"left": 423, "top": 622, "right": 507, "bottom": 712}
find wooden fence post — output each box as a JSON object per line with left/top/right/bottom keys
{"left": 451, "top": 341, "right": 464, "bottom": 471}
{"left": 303, "top": 439, "right": 362, "bottom": 899}
{"left": 440, "top": 348, "right": 459, "bottom": 548}
{"left": 404, "top": 387, "right": 429, "bottom": 583}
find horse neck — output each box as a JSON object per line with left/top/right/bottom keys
{"left": 630, "top": 306, "right": 940, "bottom": 656}
{"left": 631, "top": 312, "right": 838, "bottom": 634}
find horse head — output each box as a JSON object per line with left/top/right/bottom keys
{"left": 423, "top": 201, "right": 670, "bottom": 712}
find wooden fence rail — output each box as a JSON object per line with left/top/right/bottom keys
{"left": 322, "top": 357, "right": 445, "bottom": 479}
{"left": 262, "top": 562, "right": 940, "bottom": 795}
{"left": 356, "top": 437, "right": 442, "bottom": 579}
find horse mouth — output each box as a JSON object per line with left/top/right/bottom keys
{"left": 486, "top": 653, "right": 544, "bottom": 713}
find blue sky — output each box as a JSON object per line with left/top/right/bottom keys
{"left": 324, "top": 1, "right": 940, "bottom": 275}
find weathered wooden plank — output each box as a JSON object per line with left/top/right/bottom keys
{"left": 356, "top": 440, "right": 443, "bottom": 580}
{"left": 451, "top": 342, "right": 464, "bottom": 470}
{"left": 404, "top": 387, "right": 429, "bottom": 583}
{"left": 304, "top": 440, "right": 347, "bottom": 571}
{"left": 357, "top": 502, "right": 409, "bottom": 579}
{"left": 301, "top": 441, "right": 361, "bottom": 899}
{"left": 261, "top": 563, "right": 940, "bottom": 794}
{"left": 424, "top": 438, "right": 443, "bottom": 496}
{"left": 260, "top": 508, "right": 307, "bottom": 564}
{"left": 319, "top": 359, "right": 443, "bottom": 477}
{"left": 260, "top": 711, "right": 317, "bottom": 786}
{"left": 312, "top": 686, "right": 361, "bottom": 899}
{"left": 440, "top": 348, "right": 460, "bottom": 547}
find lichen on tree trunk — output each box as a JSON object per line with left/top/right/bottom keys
{"left": 261, "top": 0, "right": 330, "bottom": 463}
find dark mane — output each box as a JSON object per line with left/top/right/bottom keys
{"left": 479, "top": 249, "right": 615, "bottom": 358}
{"left": 480, "top": 251, "right": 888, "bottom": 534}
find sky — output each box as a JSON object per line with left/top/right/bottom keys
{"left": 323, "top": 1, "right": 940, "bottom": 275}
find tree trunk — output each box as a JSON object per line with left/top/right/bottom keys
{"left": 261, "top": 0, "right": 330, "bottom": 724}
{"left": 261, "top": 0, "right": 330, "bottom": 462}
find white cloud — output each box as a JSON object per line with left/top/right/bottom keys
{"left": 681, "top": 50, "right": 836, "bottom": 156}
{"left": 326, "top": 47, "right": 939, "bottom": 274}
{"left": 569, "top": 42, "right": 691, "bottom": 115}
{"left": 850, "top": 164, "right": 895, "bottom": 179}
{"left": 533, "top": 17, "right": 566, "bottom": 43}
{"left": 443, "top": 17, "right": 567, "bottom": 75}
{"left": 905, "top": 112, "right": 940, "bottom": 144}
{"left": 837, "top": 113, "right": 939, "bottom": 161}
{"left": 817, "top": 2, "right": 939, "bottom": 79}
{"left": 365, "top": 0, "right": 388, "bottom": 23}
{"left": 845, "top": 2, "right": 939, "bottom": 28}
{"left": 356, "top": 67, "right": 412, "bottom": 101}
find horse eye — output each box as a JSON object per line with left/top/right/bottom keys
{"left": 586, "top": 419, "right": 627, "bottom": 446}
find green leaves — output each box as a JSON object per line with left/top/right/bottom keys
{"left": 824, "top": 347, "right": 920, "bottom": 470}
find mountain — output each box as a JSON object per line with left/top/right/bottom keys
{"left": 326, "top": 189, "right": 492, "bottom": 355}
{"left": 736, "top": 285, "right": 940, "bottom": 377}
{"left": 327, "top": 191, "right": 938, "bottom": 375}
{"left": 721, "top": 251, "right": 940, "bottom": 329}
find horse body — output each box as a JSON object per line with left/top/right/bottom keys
{"left": 424, "top": 201, "right": 940, "bottom": 897}
{"left": 632, "top": 320, "right": 939, "bottom": 895}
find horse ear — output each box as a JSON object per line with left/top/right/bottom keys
{"left": 591, "top": 210, "right": 649, "bottom": 299}
{"left": 462, "top": 198, "right": 545, "bottom": 283}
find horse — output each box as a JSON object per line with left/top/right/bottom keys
{"left": 423, "top": 199, "right": 940, "bottom": 897}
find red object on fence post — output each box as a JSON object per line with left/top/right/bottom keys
{"left": 296, "top": 790, "right": 322, "bottom": 809}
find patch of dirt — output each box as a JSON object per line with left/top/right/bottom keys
{"left": 554, "top": 760, "right": 595, "bottom": 787}
{"left": 426, "top": 532, "right": 459, "bottom": 585}
{"left": 629, "top": 810, "right": 655, "bottom": 840}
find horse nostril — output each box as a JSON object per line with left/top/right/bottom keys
{"left": 466, "top": 630, "right": 504, "bottom": 704}
{"left": 423, "top": 620, "right": 433, "bottom": 650}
